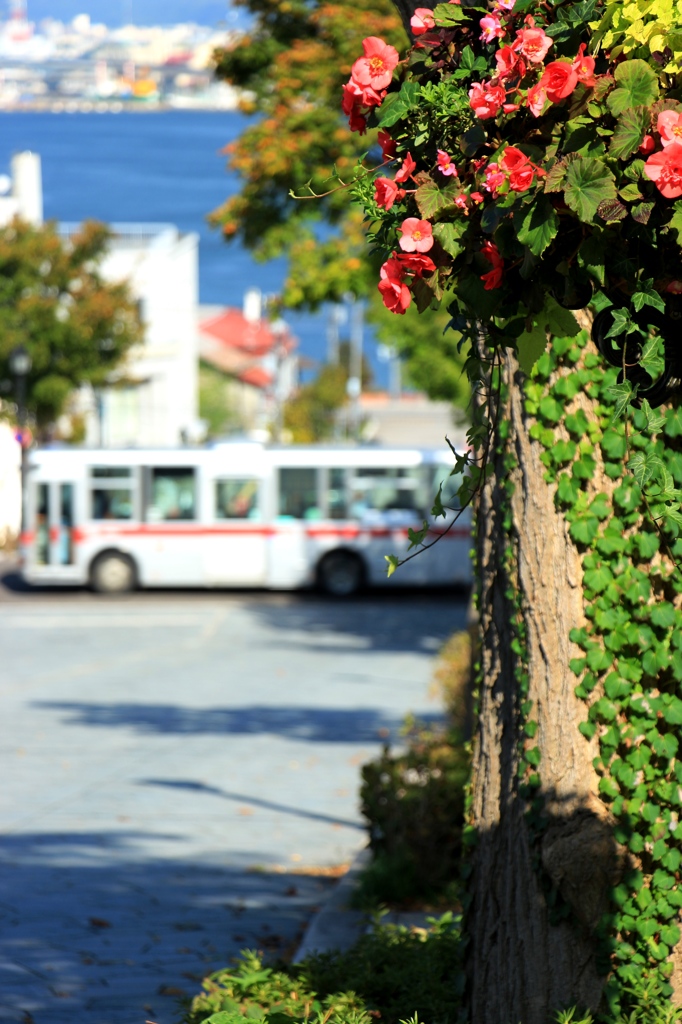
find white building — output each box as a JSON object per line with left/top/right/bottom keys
{"left": 68, "top": 222, "right": 201, "bottom": 448}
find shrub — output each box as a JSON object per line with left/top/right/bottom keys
{"left": 183, "top": 915, "right": 462, "bottom": 1024}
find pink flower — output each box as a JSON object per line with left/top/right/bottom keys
{"left": 495, "top": 0, "right": 516, "bottom": 9}
{"left": 495, "top": 44, "right": 526, "bottom": 81}
{"left": 526, "top": 82, "right": 547, "bottom": 117}
{"left": 351, "top": 36, "right": 399, "bottom": 92}
{"left": 480, "top": 14, "right": 505, "bottom": 43}
{"left": 399, "top": 217, "right": 434, "bottom": 253}
{"left": 374, "top": 177, "right": 405, "bottom": 210}
{"left": 469, "top": 80, "right": 507, "bottom": 119}
{"left": 480, "top": 241, "right": 504, "bottom": 290}
{"left": 379, "top": 257, "right": 411, "bottom": 313}
{"left": 455, "top": 194, "right": 469, "bottom": 214}
{"left": 539, "top": 61, "right": 579, "bottom": 103}
{"left": 437, "top": 150, "right": 458, "bottom": 176}
{"left": 396, "top": 251, "right": 436, "bottom": 277}
{"left": 639, "top": 135, "right": 655, "bottom": 155}
{"left": 514, "top": 26, "right": 552, "bottom": 63}
{"left": 644, "top": 142, "right": 682, "bottom": 199}
{"left": 572, "top": 44, "right": 597, "bottom": 86}
{"left": 658, "top": 110, "right": 682, "bottom": 148}
{"left": 394, "top": 152, "right": 417, "bottom": 183}
{"left": 342, "top": 77, "right": 383, "bottom": 133}
{"left": 411, "top": 8, "right": 436, "bottom": 35}
{"left": 378, "top": 130, "right": 397, "bottom": 160}
{"left": 483, "top": 162, "right": 506, "bottom": 197}
{"left": 666, "top": 280, "right": 682, "bottom": 294}
{"left": 471, "top": 191, "right": 484, "bottom": 203}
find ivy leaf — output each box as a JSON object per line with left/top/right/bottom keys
{"left": 385, "top": 554, "right": 399, "bottom": 577}
{"left": 609, "top": 107, "right": 651, "bottom": 160}
{"left": 628, "top": 449, "right": 665, "bottom": 486}
{"left": 639, "top": 334, "right": 665, "bottom": 379}
{"left": 605, "top": 307, "right": 640, "bottom": 339}
{"left": 632, "top": 279, "right": 666, "bottom": 314}
{"left": 517, "top": 320, "right": 548, "bottom": 374}
{"left": 605, "top": 380, "right": 637, "bottom": 420}
{"left": 414, "top": 180, "right": 459, "bottom": 220}
{"left": 377, "top": 82, "right": 421, "bottom": 128}
{"left": 639, "top": 398, "right": 666, "bottom": 433}
{"left": 606, "top": 59, "right": 659, "bottom": 117}
{"left": 514, "top": 195, "right": 559, "bottom": 256}
{"left": 563, "top": 157, "right": 617, "bottom": 224}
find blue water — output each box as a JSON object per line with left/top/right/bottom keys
{"left": 0, "top": 111, "right": 377, "bottom": 381}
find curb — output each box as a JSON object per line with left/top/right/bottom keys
{"left": 293, "top": 847, "right": 372, "bottom": 961}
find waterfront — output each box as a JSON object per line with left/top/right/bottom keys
{"left": 0, "top": 110, "right": 337, "bottom": 378}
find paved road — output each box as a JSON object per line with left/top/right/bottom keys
{"left": 0, "top": 564, "right": 468, "bottom": 1024}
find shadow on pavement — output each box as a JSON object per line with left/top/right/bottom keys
{"left": 0, "top": 828, "right": 336, "bottom": 1024}
{"left": 32, "top": 702, "right": 443, "bottom": 742}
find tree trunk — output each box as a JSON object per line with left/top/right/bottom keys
{"left": 467, "top": 339, "right": 621, "bottom": 1023}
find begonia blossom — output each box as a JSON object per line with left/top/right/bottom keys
{"left": 374, "top": 177, "right": 405, "bottom": 210}
{"left": 395, "top": 152, "right": 417, "bottom": 183}
{"left": 539, "top": 61, "right": 579, "bottom": 103}
{"left": 480, "top": 241, "right": 504, "bottom": 290}
{"left": 658, "top": 110, "right": 682, "bottom": 148}
{"left": 480, "top": 14, "right": 505, "bottom": 43}
{"left": 399, "top": 217, "right": 434, "bottom": 253}
{"left": 378, "top": 130, "right": 397, "bottom": 160}
{"left": 378, "top": 257, "right": 411, "bottom": 313}
{"left": 495, "top": 45, "right": 526, "bottom": 82}
{"left": 514, "top": 25, "right": 552, "bottom": 63}
{"left": 396, "top": 252, "right": 436, "bottom": 277}
{"left": 351, "top": 37, "right": 399, "bottom": 92}
{"left": 572, "top": 44, "right": 597, "bottom": 86}
{"left": 437, "top": 150, "right": 458, "bottom": 176}
{"left": 411, "top": 8, "right": 436, "bottom": 35}
{"left": 644, "top": 142, "right": 682, "bottom": 199}
{"left": 469, "top": 80, "right": 507, "bottom": 119}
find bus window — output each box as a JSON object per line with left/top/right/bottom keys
{"left": 432, "top": 465, "right": 463, "bottom": 511}
{"left": 92, "top": 466, "right": 132, "bottom": 478}
{"left": 278, "top": 468, "right": 320, "bottom": 520}
{"left": 350, "top": 467, "right": 426, "bottom": 515}
{"left": 36, "top": 483, "right": 50, "bottom": 565}
{"left": 59, "top": 483, "right": 75, "bottom": 565}
{"left": 327, "top": 468, "right": 348, "bottom": 520}
{"left": 92, "top": 488, "right": 134, "bottom": 520}
{"left": 216, "top": 478, "right": 261, "bottom": 520}
{"left": 147, "top": 468, "right": 196, "bottom": 521}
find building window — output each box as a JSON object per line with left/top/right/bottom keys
{"left": 216, "top": 478, "right": 261, "bottom": 520}
{"left": 147, "top": 468, "right": 196, "bottom": 521}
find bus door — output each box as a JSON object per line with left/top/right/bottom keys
{"left": 268, "top": 467, "right": 319, "bottom": 588}
{"left": 31, "top": 480, "right": 78, "bottom": 572}
{"left": 141, "top": 466, "right": 203, "bottom": 585}
{"left": 206, "top": 476, "right": 268, "bottom": 586}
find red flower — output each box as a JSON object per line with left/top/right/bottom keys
{"left": 572, "top": 44, "right": 597, "bottom": 86}
{"left": 399, "top": 217, "right": 434, "bottom": 253}
{"left": 514, "top": 26, "right": 552, "bottom": 63}
{"left": 470, "top": 191, "right": 484, "bottom": 203}
{"left": 378, "top": 130, "right": 397, "bottom": 160}
{"left": 411, "top": 8, "right": 436, "bottom": 34}
{"left": 379, "top": 257, "right": 411, "bottom": 313}
{"left": 539, "top": 61, "right": 579, "bottom": 103}
{"left": 499, "top": 146, "right": 528, "bottom": 173}
{"left": 394, "top": 152, "right": 417, "bottom": 183}
{"left": 639, "top": 134, "right": 655, "bottom": 155}
{"left": 508, "top": 164, "right": 537, "bottom": 191}
{"left": 495, "top": 44, "right": 526, "bottom": 82}
{"left": 469, "top": 80, "right": 507, "bottom": 119}
{"left": 351, "top": 37, "right": 399, "bottom": 92}
{"left": 437, "top": 150, "right": 458, "bottom": 176}
{"left": 396, "top": 252, "right": 436, "bottom": 277}
{"left": 374, "top": 177, "right": 405, "bottom": 210}
{"left": 658, "top": 110, "right": 682, "bottom": 148}
{"left": 480, "top": 241, "right": 504, "bottom": 290}
{"left": 644, "top": 142, "right": 682, "bottom": 199}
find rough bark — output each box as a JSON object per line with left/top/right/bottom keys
{"left": 467, "top": 340, "right": 621, "bottom": 1024}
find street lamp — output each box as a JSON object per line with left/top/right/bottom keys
{"left": 9, "top": 345, "right": 32, "bottom": 533}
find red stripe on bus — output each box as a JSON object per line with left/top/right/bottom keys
{"left": 20, "top": 531, "right": 35, "bottom": 545}
{"left": 75, "top": 525, "right": 276, "bottom": 538}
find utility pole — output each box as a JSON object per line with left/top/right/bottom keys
{"left": 346, "top": 296, "right": 364, "bottom": 441}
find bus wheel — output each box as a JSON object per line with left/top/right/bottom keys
{"left": 318, "top": 551, "right": 364, "bottom": 597}
{"left": 91, "top": 552, "right": 137, "bottom": 594}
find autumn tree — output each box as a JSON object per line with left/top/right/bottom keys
{"left": 0, "top": 219, "right": 141, "bottom": 429}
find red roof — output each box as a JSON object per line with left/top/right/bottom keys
{"left": 239, "top": 366, "right": 272, "bottom": 388}
{"left": 199, "top": 309, "right": 294, "bottom": 357}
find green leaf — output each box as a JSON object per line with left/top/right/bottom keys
{"left": 609, "top": 107, "right": 651, "bottom": 161}
{"left": 414, "top": 180, "right": 459, "bottom": 220}
{"left": 432, "top": 2, "right": 468, "bottom": 24}
{"left": 517, "top": 321, "right": 548, "bottom": 374}
{"left": 385, "top": 554, "right": 399, "bottom": 577}
{"left": 632, "top": 280, "right": 665, "bottom": 315}
{"left": 563, "top": 157, "right": 617, "bottom": 224}
{"left": 628, "top": 450, "right": 665, "bottom": 487}
{"left": 544, "top": 296, "right": 580, "bottom": 337}
{"left": 605, "top": 380, "right": 636, "bottom": 421}
{"left": 639, "top": 334, "right": 665, "bottom": 379}
{"left": 668, "top": 201, "right": 682, "bottom": 241}
{"left": 377, "top": 81, "right": 421, "bottom": 128}
{"left": 433, "top": 221, "right": 466, "bottom": 258}
{"left": 515, "top": 196, "right": 559, "bottom": 256}
{"left": 606, "top": 60, "right": 659, "bottom": 117}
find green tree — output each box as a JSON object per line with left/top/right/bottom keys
{"left": 0, "top": 219, "right": 141, "bottom": 428}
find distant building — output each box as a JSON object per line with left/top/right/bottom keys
{"left": 355, "top": 392, "right": 463, "bottom": 449}
{"left": 198, "top": 289, "right": 298, "bottom": 437}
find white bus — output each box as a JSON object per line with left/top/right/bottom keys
{"left": 20, "top": 443, "right": 472, "bottom": 596}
